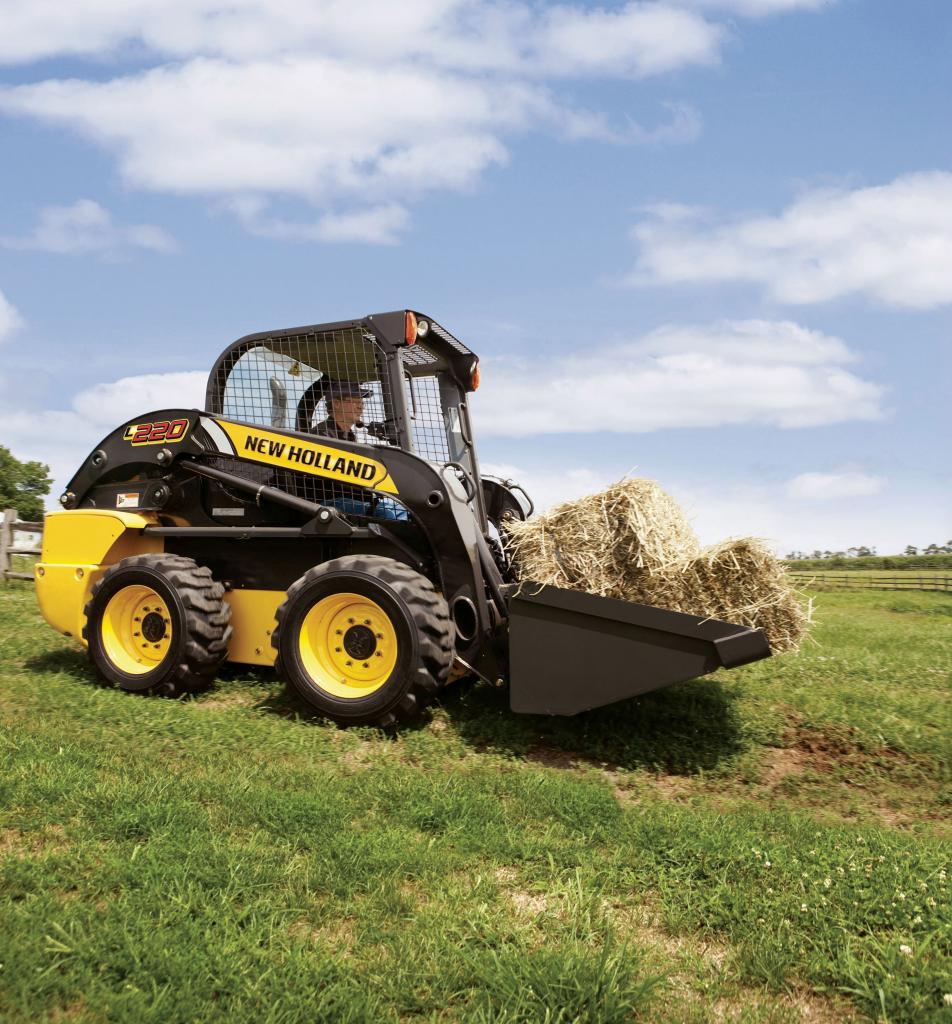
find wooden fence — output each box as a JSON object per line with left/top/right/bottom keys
{"left": 789, "top": 572, "right": 952, "bottom": 593}
{"left": 0, "top": 509, "right": 43, "bottom": 582}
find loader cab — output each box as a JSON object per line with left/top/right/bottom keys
{"left": 204, "top": 312, "right": 486, "bottom": 521}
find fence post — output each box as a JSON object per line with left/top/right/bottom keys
{"left": 0, "top": 508, "right": 16, "bottom": 583}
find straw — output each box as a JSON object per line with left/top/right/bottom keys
{"left": 504, "top": 478, "right": 810, "bottom": 652}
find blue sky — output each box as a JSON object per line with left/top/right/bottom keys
{"left": 0, "top": 0, "right": 949, "bottom": 553}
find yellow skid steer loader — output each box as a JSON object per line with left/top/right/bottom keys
{"left": 35, "top": 311, "right": 770, "bottom": 727}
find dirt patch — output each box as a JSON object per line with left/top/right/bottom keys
{"left": 702, "top": 988, "right": 859, "bottom": 1023}
{"left": 0, "top": 824, "right": 70, "bottom": 858}
{"left": 494, "top": 866, "right": 548, "bottom": 916}
{"left": 524, "top": 745, "right": 581, "bottom": 770}
{"left": 49, "top": 1000, "right": 98, "bottom": 1023}
{"left": 610, "top": 901, "right": 857, "bottom": 1023}
{"left": 288, "top": 915, "right": 356, "bottom": 950}
{"left": 610, "top": 901, "right": 729, "bottom": 967}
{"left": 649, "top": 773, "right": 696, "bottom": 800}
{"left": 760, "top": 745, "right": 811, "bottom": 787}
{"left": 754, "top": 723, "right": 941, "bottom": 832}
{"left": 762, "top": 720, "right": 927, "bottom": 783}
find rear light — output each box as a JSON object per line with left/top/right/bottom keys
{"left": 405, "top": 311, "right": 417, "bottom": 345}
{"left": 471, "top": 359, "right": 480, "bottom": 390}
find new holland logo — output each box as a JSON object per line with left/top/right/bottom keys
{"left": 123, "top": 418, "right": 190, "bottom": 446}
{"left": 215, "top": 419, "right": 399, "bottom": 494}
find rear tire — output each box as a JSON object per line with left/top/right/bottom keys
{"left": 83, "top": 554, "right": 232, "bottom": 696}
{"left": 273, "top": 555, "right": 454, "bottom": 727}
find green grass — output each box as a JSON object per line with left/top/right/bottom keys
{"left": 1, "top": 584, "right": 949, "bottom": 1023}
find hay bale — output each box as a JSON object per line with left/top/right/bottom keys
{"left": 645, "top": 538, "right": 811, "bottom": 653}
{"left": 503, "top": 478, "right": 700, "bottom": 601}
{"left": 504, "top": 479, "right": 810, "bottom": 653}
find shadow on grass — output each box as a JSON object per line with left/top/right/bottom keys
{"left": 24, "top": 648, "right": 106, "bottom": 685}
{"left": 437, "top": 675, "right": 746, "bottom": 775}
{"left": 26, "top": 649, "right": 744, "bottom": 774}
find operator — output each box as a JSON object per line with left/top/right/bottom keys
{"left": 312, "top": 380, "right": 369, "bottom": 441}
{"left": 306, "top": 379, "right": 409, "bottom": 523}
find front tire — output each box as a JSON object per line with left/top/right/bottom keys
{"left": 83, "top": 554, "right": 232, "bottom": 696}
{"left": 273, "top": 555, "right": 454, "bottom": 727}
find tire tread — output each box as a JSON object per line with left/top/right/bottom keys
{"left": 83, "top": 553, "right": 232, "bottom": 697}
{"left": 273, "top": 555, "right": 454, "bottom": 728}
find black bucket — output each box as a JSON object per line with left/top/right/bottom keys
{"left": 507, "top": 583, "right": 771, "bottom": 715}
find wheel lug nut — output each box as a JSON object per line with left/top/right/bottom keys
{"left": 346, "top": 660, "right": 352, "bottom": 666}
{"left": 348, "top": 618, "right": 355, "bottom": 624}
{"left": 335, "top": 629, "right": 342, "bottom": 635}
{"left": 363, "top": 619, "right": 370, "bottom": 625}
{"left": 335, "top": 647, "right": 341, "bottom": 653}
{"left": 375, "top": 652, "right": 382, "bottom": 657}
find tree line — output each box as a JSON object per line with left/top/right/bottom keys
{"left": 0, "top": 445, "right": 51, "bottom": 522}
{"left": 785, "top": 543, "right": 952, "bottom": 560}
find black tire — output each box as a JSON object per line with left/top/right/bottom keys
{"left": 83, "top": 554, "right": 232, "bottom": 697}
{"left": 273, "top": 555, "right": 454, "bottom": 728}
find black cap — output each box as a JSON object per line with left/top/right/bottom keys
{"left": 322, "top": 379, "right": 371, "bottom": 400}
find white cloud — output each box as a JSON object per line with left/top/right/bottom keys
{"left": 682, "top": 0, "right": 832, "bottom": 15}
{"left": 0, "top": 1, "right": 725, "bottom": 74}
{"left": 671, "top": 478, "right": 948, "bottom": 557}
{"left": 0, "top": 289, "right": 23, "bottom": 343}
{"left": 0, "top": 371, "right": 206, "bottom": 498}
{"left": 629, "top": 172, "right": 952, "bottom": 309}
{"left": 0, "top": 59, "right": 549, "bottom": 208}
{"left": 480, "top": 459, "right": 943, "bottom": 557}
{"left": 1, "top": 199, "right": 176, "bottom": 255}
{"left": 481, "top": 461, "right": 613, "bottom": 516}
{"left": 229, "top": 197, "right": 410, "bottom": 245}
{"left": 528, "top": 4, "right": 722, "bottom": 77}
{"left": 480, "top": 460, "right": 941, "bottom": 557}
{"left": 785, "top": 471, "right": 886, "bottom": 501}
{"left": 71, "top": 371, "right": 207, "bottom": 426}
{"left": 472, "top": 319, "right": 884, "bottom": 436}
{"left": 0, "top": 0, "right": 836, "bottom": 240}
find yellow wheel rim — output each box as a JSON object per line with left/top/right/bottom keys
{"left": 298, "top": 592, "right": 398, "bottom": 699}
{"left": 100, "top": 585, "right": 173, "bottom": 675}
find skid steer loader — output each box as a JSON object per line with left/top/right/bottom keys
{"left": 35, "top": 310, "right": 771, "bottom": 727}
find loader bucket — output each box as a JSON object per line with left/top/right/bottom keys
{"left": 507, "top": 584, "right": 771, "bottom": 715}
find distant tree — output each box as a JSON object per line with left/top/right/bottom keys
{"left": 924, "top": 543, "right": 941, "bottom": 556}
{"left": 904, "top": 545, "right": 918, "bottom": 556}
{"left": 0, "top": 445, "right": 51, "bottom": 522}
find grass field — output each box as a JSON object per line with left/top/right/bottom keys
{"left": 1, "top": 584, "right": 949, "bottom": 1023}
